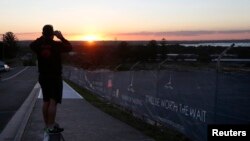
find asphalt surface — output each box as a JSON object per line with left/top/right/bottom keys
{"left": 22, "top": 83, "right": 154, "bottom": 141}
{"left": 0, "top": 66, "right": 38, "bottom": 132}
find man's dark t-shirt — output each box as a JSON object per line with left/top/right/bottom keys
{"left": 30, "top": 37, "right": 72, "bottom": 76}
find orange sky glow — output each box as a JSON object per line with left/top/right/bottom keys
{"left": 1, "top": 0, "right": 250, "bottom": 41}
{"left": 15, "top": 31, "right": 250, "bottom": 41}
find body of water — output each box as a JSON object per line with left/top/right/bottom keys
{"left": 181, "top": 42, "right": 250, "bottom": 47}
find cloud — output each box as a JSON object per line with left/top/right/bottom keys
{"left": 217, "top": 30, "right": 250, "bottom": 34}
{"left": 113, "top": 30, "right": 250, "bottom": 36}
{"left": 15, "top": 32, "right": 41, "bottom": 35}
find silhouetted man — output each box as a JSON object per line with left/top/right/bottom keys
{"left": 30, "top": 24, "right": 72, "bottom": 133}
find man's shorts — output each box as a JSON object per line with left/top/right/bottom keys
{"left": 39, "top": 75, "right": 63, "bottom": 103}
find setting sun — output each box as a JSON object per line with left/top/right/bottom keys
{"left": 82, "top": 35, "right": 99, "bottom": 42}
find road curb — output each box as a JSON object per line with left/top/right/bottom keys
{"left": 0, "top": 82, "right": 40, "bottom": 141}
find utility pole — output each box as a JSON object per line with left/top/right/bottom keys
{"left": 1, "top": 34, "right": 5, "bottom": 61}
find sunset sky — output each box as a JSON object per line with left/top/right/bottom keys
{"left": 0, "top": 0, "right": 250, "bottom": 41}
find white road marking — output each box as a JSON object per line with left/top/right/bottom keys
{"left": 1, "top": 67, "right": 29, "bottom": 81}
{"left": 38, "top": 89, "right": 42, "bottom": 98}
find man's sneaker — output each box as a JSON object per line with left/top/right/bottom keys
{"left": 54, "top": 122, "right": 61, "bottom": 128}
{"left": 45, "top": 126, "right": 64, "bottom": 134}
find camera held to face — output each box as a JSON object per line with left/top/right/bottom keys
{"left": 54, "top": 30, "right": 60, "bottom": 36}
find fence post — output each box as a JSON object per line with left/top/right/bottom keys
{"left": 214, "top": 43, "right": 235, "bottom": 123}
{"left": 114, "top": 64, "right": 122, "bottom": 71}
{"left": 127, "top": 62, "right": 140, "bottom": 93}
{"left": 156, "top": 59, "right": 168, "bottom": 97}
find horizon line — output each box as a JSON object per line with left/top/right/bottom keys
{"left": 17, "top": 39, "right": 250, "bottom": 42}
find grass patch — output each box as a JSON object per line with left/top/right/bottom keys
{"left": 64, "top": 79, "right": 191, "bottom": 141}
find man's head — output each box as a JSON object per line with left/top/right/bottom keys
{"left": 42, "top": 24, "right": 54, "bottom": 39}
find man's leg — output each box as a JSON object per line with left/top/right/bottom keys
{"left": 42, "top": 101, "right": 50, "bottom": 127}
{"left": 47, "top": 99, "right": 57, "bottom": 128}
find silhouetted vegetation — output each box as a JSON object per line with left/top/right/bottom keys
{"left": 62, "top": 40, "right": 250, "bottom": 70}
{"left": 0, "top": 32, "right": 19, "bottom": 59}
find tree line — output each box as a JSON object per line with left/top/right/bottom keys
{"left": 63, "top": 40, "right": 250, "bottom": 69}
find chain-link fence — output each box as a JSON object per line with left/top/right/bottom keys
{"left": 63, "top": 48, "right": 250, "bottom": 141}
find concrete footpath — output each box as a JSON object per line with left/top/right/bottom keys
{"left": 21, "top": 82, "right": 154, "bottom": 141}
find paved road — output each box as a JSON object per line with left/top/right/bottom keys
{"left": 0, "top": 66, "right": 38, "bottom": 132}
